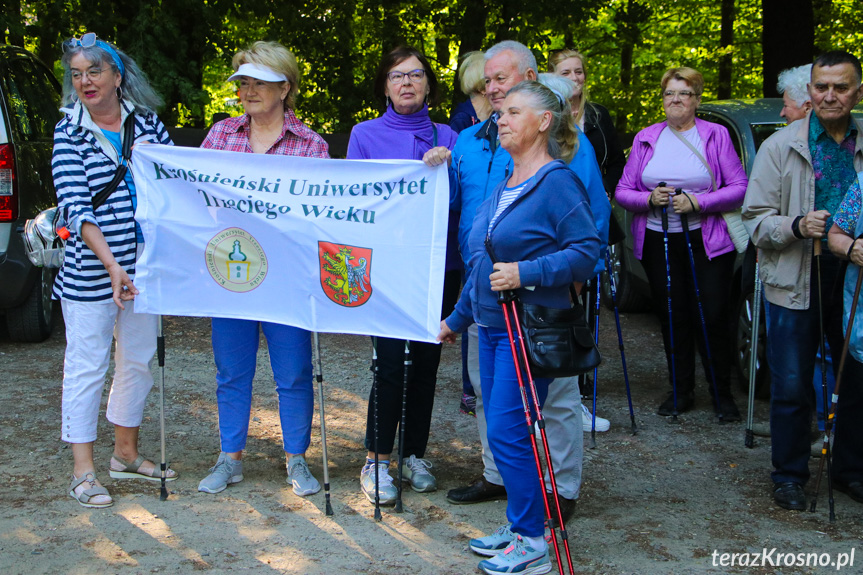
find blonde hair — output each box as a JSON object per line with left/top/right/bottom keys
{"left": 232, "top": 41, "right": 300, "bottom": 110}
{"left": 660, "top": 67, "right": 704, "bottom": 96}
{"left": 547, "top": 49, "right": 589, "bottom": 126}
{"left": 459, "top": 51, "right": 486, "bottom": 95}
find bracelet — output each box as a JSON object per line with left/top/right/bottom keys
{"left": 848, "top": 238, "right": 858, "bottom": 260}
{"left": 791, "top": 216, "right": 805, "bottom": 239}
{"left": 683, "top": 193, "right": 697, "bottom": 212}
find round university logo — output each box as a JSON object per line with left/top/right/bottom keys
{"left": 205, "top": 227, "right": 268, "bottom": 292}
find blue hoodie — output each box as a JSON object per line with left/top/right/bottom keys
{"left": 446, "top": 161, "right": 601, "bottom": 333}
{"left": 449, "top": 116, "right": 610, "bottom": 276}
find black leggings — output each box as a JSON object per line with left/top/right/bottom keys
{"left": 363, "top": 269, "right": 461, "bottom": 457}
{"left": 641, "top": 228, "right": 735, "bottom": 396}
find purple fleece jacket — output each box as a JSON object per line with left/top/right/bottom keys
{"left": 614, "top": 118, "right": 748, "bottom": 260}
{"left": 347, "top": 105, "right": 461, "bottom": 270}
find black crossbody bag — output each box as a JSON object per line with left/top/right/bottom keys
{"left": 485, "top": 237, "right": 602, "bottom": 378}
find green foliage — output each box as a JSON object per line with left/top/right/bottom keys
{"left": 5, "top": 0, "right": 863, "bottom": 134}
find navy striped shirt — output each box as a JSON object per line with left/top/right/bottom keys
{"left": 52, "top": 100, "right": 173, "bottom": 302}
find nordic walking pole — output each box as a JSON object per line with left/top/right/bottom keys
{"left": 745, "top": 258, "right": 762, "bottom": 448}
{"left": 659, "top": 183, "right": 680, "bottom": 424}
{"left": 809, "top": 240, "right": 851, "bottom": 521}
{"left": 810, "top": 259, "right": 863, "bottom": 517}
{"left": 371, "top": 337, "right": 382, "bottom": 522}
{"left": 499, "top": 292, "right": 573, "bottom": 575}
{"left": 589, "top": 273, "right": 601, "bottom": 449}
{"left": 395, "top": 341, "right": 410, "bottom": 513}
{"left": 485, "top": 241, "right": 572, "bottom": 574}
{"left": 312, "top": 332, "right": 334, "bottom": 516}
{"left": 676, "top": 189, "right": 724, "bottom": 423}
{"left": 605, "top": 251, "right": 637, "bottom": 434}
{"left": 157, "top": 316, "right": 168, "bottom": 501}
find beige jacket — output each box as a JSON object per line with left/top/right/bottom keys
{"left": 742, "top": 115, "right": 863, "bottom": 310}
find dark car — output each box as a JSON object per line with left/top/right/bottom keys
{"left": 604, "top": 98, "right": 789, "bottom": 395}
{"left": 0, "top": 45, "right": 62, "bottom": 342}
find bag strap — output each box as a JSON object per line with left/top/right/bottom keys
{"left": 484, "top": 235, "right": 579, "bottom": 303}
{"left": 92, "top": 113, "right": 136, "bottom": 210}
{"left": 668, "top": 125, "right": 717, "bottom": 193}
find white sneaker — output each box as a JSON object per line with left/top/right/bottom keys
{"left": 287, "top": 455, "right": 321, "bottom": 496}
{"left": 360, "top": 461, "right": 397, "bottom": 505}
{"left": 401, "top": 455, "right": 436, "bottom": 492}
{"left": 582, "top": 404, "right": 610, "bottom": 432}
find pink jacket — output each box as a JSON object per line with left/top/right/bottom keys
{"left": 615, "top": 118, "right": 748, "bottom": 260}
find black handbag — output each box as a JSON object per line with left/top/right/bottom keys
{"left": 517, "top": 291, "right": 602, "bottom": 378}
{"left": 485, "top": 238, "right": 602, "bottom": 379}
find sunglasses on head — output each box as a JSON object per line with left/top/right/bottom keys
{"left": 62, "top": 32, "right": 97, "bottom": 53}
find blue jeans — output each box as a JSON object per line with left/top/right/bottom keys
{"left": 479, "top": 326, "right": 551, "bottom": 537}
{"left": 212, "top": 318, "right": 313, "bottom": 454}
{"left": 766, "top": 252, "right": 863, "bottom": 486}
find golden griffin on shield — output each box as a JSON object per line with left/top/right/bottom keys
{"left": 322, "top": 246, "right": 369, "bottom": 304}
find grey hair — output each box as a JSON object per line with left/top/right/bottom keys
{"left": 61, "top": 43, "right": 164, "bottom": 114}
{"left": 537, "top": 73, "right": 575, "bottom": 103}
{"left": 777, "top": 64, "right": 812, "bottom": 106}
{"left": 485, "top": 41, "right": 537, "bottom": 77}
{"left": 507, "top": 80, "right": 578, "bottom": 163}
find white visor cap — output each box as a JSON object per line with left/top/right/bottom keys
{"left": 228, "top": 63, "right": 288, "bottom": 83}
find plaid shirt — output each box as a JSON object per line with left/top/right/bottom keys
{"left": 201, "top": 109, "right": 329, "bottom": 158}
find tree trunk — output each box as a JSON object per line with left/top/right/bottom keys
{"left": 762, "top": 0, "right": 813, "bottom": 97}
{"left": 451, "top": 0, "right": 487, "bottom": 113}
{"left": 718, "top": 0, "right": 734, "bottom": 99}
{"left": 2, "top": 0, "right": 25, "bottom": 47}
{"left": 614, "top": 0, "right": 651, "bottom": 134}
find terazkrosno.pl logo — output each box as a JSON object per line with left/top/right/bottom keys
{"left": 205, "top": 227, "right": 268, "bottom": 292}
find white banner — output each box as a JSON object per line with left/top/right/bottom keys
{"left": 131, "top": 144, "right": 448, "bottom": 343}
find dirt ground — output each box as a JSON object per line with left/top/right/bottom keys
{"left": 1, "top": 307, "right": 862, "bottom": 575}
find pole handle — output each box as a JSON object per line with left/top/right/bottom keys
{"left": 814, "top": 240, "right": 822, "bottom": 256}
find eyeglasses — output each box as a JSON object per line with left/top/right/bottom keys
{"left": 70, "top": 67, "right": 109, "bottom": 82}
{"left": 663, "top": 90, "right": 698, "bottom": 100}
{"left": 62, "top": 32, "right": 97, "bottom": 53}
{"left": 387, "top": 69, "right": 425, "bottom": 84}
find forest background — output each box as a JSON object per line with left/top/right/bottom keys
{"left": 2, "top": 0, "right": 863, "bottom": 138}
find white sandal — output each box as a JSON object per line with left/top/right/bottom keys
{"left": 109, "top": 454, "right": 178, "bottom": 482}
{"left": 69, "top": 473, "right": 113, "bottom": 508}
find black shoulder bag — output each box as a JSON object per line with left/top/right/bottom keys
{"left": 93, "top": 112, "right": 137, "bottom": 209}
{"left": 485, "top": 237, "right": 601, "bottom": 378}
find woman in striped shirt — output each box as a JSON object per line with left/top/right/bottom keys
{"left": 53, "top": 33, "right": 176, "bottom": 509}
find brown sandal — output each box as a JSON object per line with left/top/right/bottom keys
{"left": 69, "top": 473, "right": 113, "bottom": 508}
{"left": 109, "top": 455, "right": 178, "bottom": 482}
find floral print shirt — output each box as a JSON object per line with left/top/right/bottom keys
{"left": 834, "top": 177, "right": 862, "bottom": 235}
{"left": 809, "top": 113, "right": 858, "bottom": 233}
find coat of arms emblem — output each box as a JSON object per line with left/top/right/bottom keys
{"left": 319, "top": 242, "right": 372, "bottom": 307}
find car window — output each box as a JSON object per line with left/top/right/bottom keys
{"left": 0, "top": 55, "right": 61, "bottom": 142}
{"left": 750, "top": 123, "right": 786, "bottom": 151}
{"left": 697, "top": 112, "right": 742, "bottom": 162}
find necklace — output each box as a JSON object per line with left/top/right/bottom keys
{"left": 249, "top": 124, "right": 281, "bottom": 153}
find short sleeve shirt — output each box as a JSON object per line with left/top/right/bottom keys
{"left": 834, "top": 178, "right": 863, "bottom": 235}
{"left": 202, "top": 110, "right": 329, "bottom": 158}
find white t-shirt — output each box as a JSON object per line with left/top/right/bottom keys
{"left": 642, "top": 126, "right": 712, "bottom": 233}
